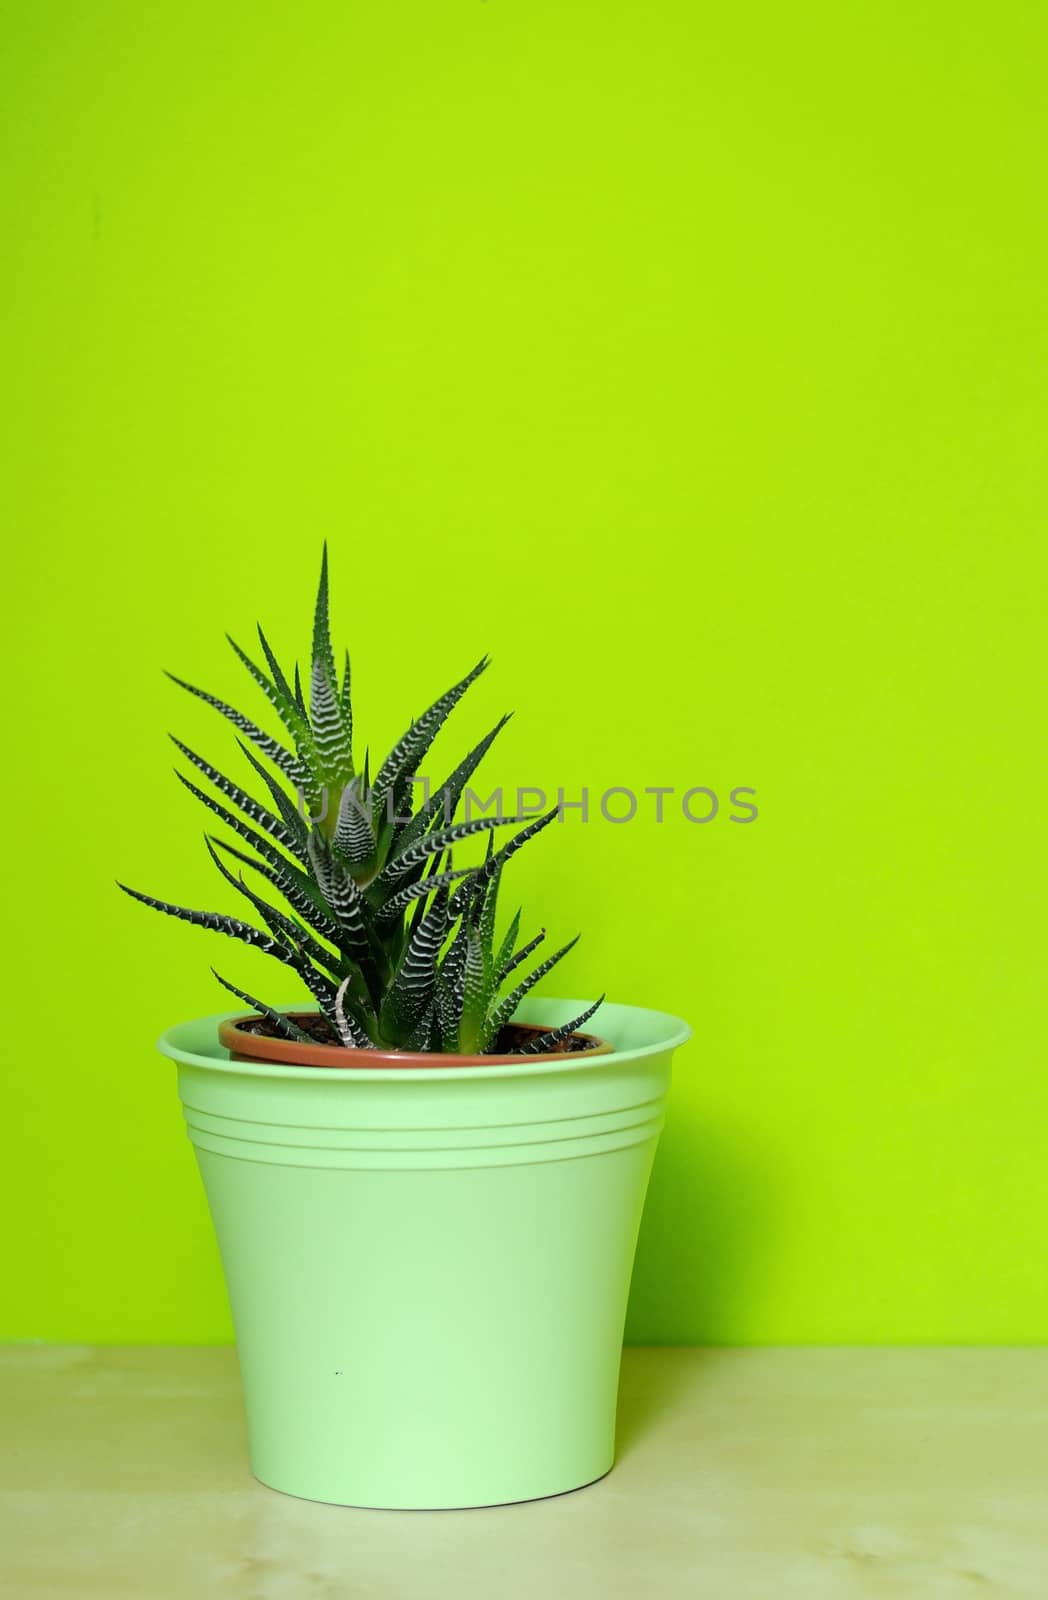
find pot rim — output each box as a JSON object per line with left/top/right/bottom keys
{"left": 159, "top": 997, "right": 691, "bottom": 1082}
{"left": 218, "top": 1013, "right": 612, "bottom": 1071}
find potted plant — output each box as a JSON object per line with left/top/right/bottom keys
{"left": 123, "top": 548, "right": 690, "bottom": 1509}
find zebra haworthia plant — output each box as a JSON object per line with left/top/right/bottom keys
{"left": 119, "top": 547, "right": 602, "bottom": 1057}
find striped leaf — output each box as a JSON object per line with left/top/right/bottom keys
{"left": 371, "top": 656, "right": 489, "bottom": 816}
{"left": 227, "top": 632, "right": 314, "bottom": 758}
{"left": 310, "top": 656, "right": 353, "bottom": 786}
{"left": 234, "top": 740, "right": 310, "bottom": 860}
{"left": 175, "top": 772, "right": 299, "bottom": 873}
{"left": 292, "top": 952, "right": 339, "bottom": 1023}
{"left": 494, "top": 908, "right": 522, "bottom": 979}
{"left": 477, "top": 807, "right": 559, "bottom": 883}
{"left": 307, "top": 829, "right": 369, "bottom": 946}
{"left": 403, "top": 845, "right": 452, "bottom": 944}
{"left": 164, "top": 671, "right": 311, "bottom": 792}
{"left": 486, "top": 935, "right": 581, "bottom": 1042}
{"left": 332, "top": 779, "right": 375, "bottom": 866}
{"left": 384, "top": 771, "right": 417, "bottom": 842}
{"left": 448, "top": 867, "right": 482, "bottom": 920}
{"left": 379, "top": 813, "right": 521, "bottom": 891}
{"left": 206, "top": 834, "right": 341, "bottom": 942}
{"left": 515, "top": 996, "right": 605, "bottom": 1055}
{"left": 439, "top": 914, "right": 469, "bottom": 994}
{"left": 499, "top": 927, "right": 544, "bottom": 983}
{"left": 478, "top": 864, "right": 501, "bottom": 984}
{"left": 381, "top": 885, "right": 450, "bottom": 1038}
{"left": 171, "top": 738, "right": 302, "bottom": 856}
{"left": 457, "top": 914, "right": 491, "bottom": 1055}
{"left": 117, "top": 883, "right": 295, "bottom": 964}
{"left": 374, "top": 864, "right": 474, "bottom": 926}
{"left": 402, "top": 1002, "right": 437, "bottom": 1052}
{"left": 433, "top": 969, "right": 461, "bottom": 1048}
{"left": 312, "top": 542, "right": 337, "bottom": 690}
{"left": 334, "top": 975, "right": 372, "bottom": 1048}
{"left": 394, "top": 715, "right": 511, "bottom": 852}
{"left": 203, "top": 838, "right": 343, "bottom": 981}
{"left": 210, "top": 969, "right": 313, "bottom": 1043}
{"left": 340, "top": 648, "right": 353, "bottom": 734}
{"left": 256, "top": 623, "right": 296, "bottom": 708}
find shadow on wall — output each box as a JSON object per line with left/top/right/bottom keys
{"left": 617, "top": 1110, "right": 790, "bottom": 1451}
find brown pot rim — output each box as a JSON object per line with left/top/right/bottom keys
{"left": 217, "top": 1013, "right": 612, "bottom": 1071}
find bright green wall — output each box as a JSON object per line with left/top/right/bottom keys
{"left": 3, "top": 2, "right": 1046, "bottom": 1344}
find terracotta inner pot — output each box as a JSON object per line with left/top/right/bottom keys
{"left": 218, "top": 1013, "right": 612, "bottom": 1070}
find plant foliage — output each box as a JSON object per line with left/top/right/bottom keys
{"left": 120, "top": 547, "right": 601, "bottom": 1055}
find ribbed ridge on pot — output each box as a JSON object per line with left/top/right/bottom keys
{"left": 180, "top": 1093, "right": 667, "bottom": 1171}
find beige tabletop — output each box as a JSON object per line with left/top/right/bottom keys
{"left": 1, "top": 1345, "right": 1046, "bottom": 1598}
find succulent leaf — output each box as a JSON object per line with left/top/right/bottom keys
{"left": 116, "top": 884, "right": 294, "bottom": 962}
{"left": 176, "top": 772, "right": 306, "bottom": 883}
{"left": 255, "top": 623, "right": 297, "bottom": 709}
{"left": 340, "top": 648, "right": 352, "bottom": 729}
{"left": 499, "top": 927, "right": 545, "bottom": 982}
{"left": 210, "top": 970, "right": 314, "bottom": 1043}
{"left": 434, "top": 969, "right": 460, "bottom": 1046}
{"left": 171, "top": 738, "right": 302, "bottom": 857}
{"left": 457, "top": 914, "right": 490, "bottom": 1056}
{"left": 402, "top": 1003, "right": 437, "bottom": 1051}
{"left": 375, "top": 864, "right": 474, "bottom": 926}
{"left": 310, "top": 656, "right": 352, "bottom": 788}
{"left": 394, "top": 715, "right": 511, "bottom": 852}
{"left": 227, "top": 633, "right": 314, "bottom": 757}
{"left": 292, "top": 951, "right": 340, "bottom": 1022}
{"left": 478, "top": 864, "right": 501, "bottom": 984}
{"left": 515, "top": 996, "right": 605, "bottom": 1055}
{"left": 334, "top": 975, "right": 371, "bottom": 1048}
{"left": 233, "top": 739, "right": 311, "bottom": 859}
{"left": 370, "top": 656, "right": 489, "bottom": 818}
{"left": 203, "top": 838, "right": 343, "bottom": 981}
{"left": 307, "top": 829, "right": 369, "bottom": 948}
{"left": 381, "top": 885, "right": 450, "bottom": 1039}
{"left": 312, "top": 542, "right": 337, "bottom": 690}
{"left": 494, "top": 908, "right": 522, "bottom": 979}
{"left": 479, "top": 807, "right": 560, "bottom": 883}
{"left": 486, "top": 935, "right": 581, "bottom": 1040}
{"left": 207, "top": 835, "right": 340, "bottom": 942}
{"left": 332, "top": 780, "right": 375, "bottom": 866}
{"left": 164, "top": 671, "right": 311, "bottom": 792}
{"left": 380, "top": 813, "right": 520, "bottom": 890}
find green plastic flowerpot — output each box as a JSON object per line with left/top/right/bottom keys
{"left": 159, "top": 996, "right": 690, "bottom": 1510}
